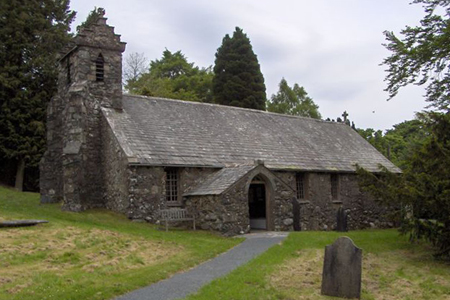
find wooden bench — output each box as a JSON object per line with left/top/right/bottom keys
{"left": 159, "top": 208, "right": 196, "bottom": 232}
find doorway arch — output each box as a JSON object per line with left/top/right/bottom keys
{"left": 246, "top": 171, "right": 275, "bottom": 231}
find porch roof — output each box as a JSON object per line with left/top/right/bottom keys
{"left": 183, "top": 165, "right": 256, "bottom": 196}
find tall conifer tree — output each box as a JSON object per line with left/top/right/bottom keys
{"left": 213, "top": 27, "right": 266, "bottom": 110}
{"left": 0, "top": 0, "right": 75, "bottom": 190}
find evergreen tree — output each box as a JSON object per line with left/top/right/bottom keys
{"left": 0, "top": 0, "right": 75, "bottom": 190}
{"left": 213, "top": 27, "right": 266, "bottom": 110}
{"left": 127, "top": 49, "right": 213, "bottom": 103}
{"left": 267, "top": 78, "right": 321, "bottom": 119}
{"left": 382, "top": 0, "right": 450, "bottom": 109}
{"left": 358, "top": 0, "right": 450, "bottom": 258}
{"left": 357, "top": 112, "right": 450, "bottom": 258}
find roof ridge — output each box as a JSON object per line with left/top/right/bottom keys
{"left": 122, "top": 93, "right": 346, "bottom": 125}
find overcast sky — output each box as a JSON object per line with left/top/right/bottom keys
{"left": 70, "top": 0, "right": 429, "bottom": 130}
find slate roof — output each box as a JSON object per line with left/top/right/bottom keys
{"left": 184, "top": 165, "right": 256, "bottom": 196}
{"left": 102, "top": 95, "right": 401, "bottom": 173}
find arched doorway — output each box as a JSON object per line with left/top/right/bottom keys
{"left": 248, "top": 175, "right": 268, "bottom": 230}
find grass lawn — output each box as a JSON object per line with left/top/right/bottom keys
{"left": 187, "top": 230, "right": 450, "bottom": 300}
{"left": 0, "top": 186, "right": 241, "bottom": 300}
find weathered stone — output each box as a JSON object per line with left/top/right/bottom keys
{"left": 283, "top": 218, "right": 293, "bottom": 226}
{"left": 321, "top": 237, "right": 362, "bottom": 299}
{"left": 336, "top": 207, "right": 348, "bottom": 232}
{"left": 39, "top": 9, "right": 396, "bottom": 237}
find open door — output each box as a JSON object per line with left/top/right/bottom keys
{"left": 248, "top": 182, "right": 267, "bottom": 230}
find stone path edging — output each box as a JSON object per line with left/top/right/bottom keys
{"left": 114, "top": 232, "right": 288, "bottom": 300}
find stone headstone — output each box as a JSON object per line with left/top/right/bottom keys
{"left": 321, "top": 236, "right": 362, "bottom": 299}
{"left": 336, "top": 207, "right": 348, "bottom": 232}
{"left": 291, "top": 197, "right": 300, "bottom": 231}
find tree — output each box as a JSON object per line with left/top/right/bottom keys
{"left": 123, "top": 52, "right": 148, "bottom": 86}
{"left": 357, "top": 112, "right": 450, "bottom": 258}
{"left": 357, "top": 119, "right": 426, "bottom": 168}
{"left": 213, "top": 27, "right": 266, "bottom": 110}
{"left": 127, "top": 49, "right": 213, "bottom": 103}
{"left": 0, "top": 0, "right": 75, "bottom": 191}
{"left": 266, "top": 78, "right": 321, "bottom": 119}
{"left": 358, "top": 0, "right": 450, "bottom": 258}
{"left": 382, "top": 0, "right": 450, "bottom": 109}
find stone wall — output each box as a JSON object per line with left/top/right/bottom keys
{"left": 40, "top": 14, "right": 126, "bottom": 210}
{"left": 185, "top": 166, "right": 296, "bottom": 236}
{"left": 126, "top": 166, "right": 218, "bottom": 222}
{"left": 127, "top": 166, "right": 165, "bottom": 221}
{"left": 39, "top": 94, "right": 64, "bottom": 203}
{"left": 276, "top": 171, "right": 392, "bottom": 231}
{"left": 101, "top": 114, "right": 129, "bottom": 213}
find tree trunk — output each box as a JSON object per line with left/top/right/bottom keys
{"left": 14, "top": 158, "right": 25, "bottom": 191}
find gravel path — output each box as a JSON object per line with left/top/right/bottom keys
{"left": 114, "top": 232, "right": 288, "bottom": 300}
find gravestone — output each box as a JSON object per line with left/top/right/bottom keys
{"left": 336, "top": 207, "right": 348, "bottom": 232}
{"left": 291, "top": 197, "right": 301, "bottom": 231}
{"left": 321, "top": 236, "right": 362, "bottom": 299}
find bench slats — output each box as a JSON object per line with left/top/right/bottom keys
{"left": 159, "top": 208, "right": 195, "bottom": 231}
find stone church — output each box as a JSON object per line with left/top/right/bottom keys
{"left": 40, "top": 12, "right": 400, "bottom": 235}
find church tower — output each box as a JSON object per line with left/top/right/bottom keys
{"left": 40, "top": 10, "right": 126, "bottom": 211}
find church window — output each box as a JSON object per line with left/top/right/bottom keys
{"left": 95, "top": 53, "right": 104, "bottom": 82}
{"left": 296, "top": 173, "right": 307, "bottom": 199}
{"left": 331, "top": 174, "right": 339, "bottom": 200}
{"left": 165, "top": 168, "right": 179, "bottom": 204}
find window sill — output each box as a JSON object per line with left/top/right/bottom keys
{"left": 298, "top": 200, "right": 310, "bottom": 205}
{"left": 332, "top": 200, "right": 343, "bottom": 204}
{"left": 166, "top": 202, "right": 183, "bottom": 207}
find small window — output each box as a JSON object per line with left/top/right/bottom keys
{"left": 296, "top": 173, "right": 307, "bottom": 199}
{"left": 331, "top": 174, "right": 339, "bottom": 200}
{"left": 165, "top": 168, "right": 179, "bottom": 204}
{"left": 95, "top": 53, "right": 104, "bottom": 82}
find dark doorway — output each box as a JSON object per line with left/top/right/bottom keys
{"left": 248, "top": 183, "right": 267, "bottom": 230}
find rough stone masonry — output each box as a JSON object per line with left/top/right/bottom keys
{"left": 40, "top": 10, "right": 400, "bottom": 236}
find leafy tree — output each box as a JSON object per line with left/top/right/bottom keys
{"left": 0, "top": 0, "right": 75, "bottom": 191}
{"left": 382, "top": 0, "right": 450, "bottom": 109}
{"left": 127, "top": 49, "right": 213, "bottom": 103}
{"left": 357, "top": 119, "right": 426, "bottom": 169}
{"left": 266, "top": 78, "right": 321, "bottom": 119}
{"left": 213, "top": 27, "right": 266, "bottom": 110}
{"left": 358, "top": 0, "right": 450, "bottom": 258}
{"left": 357, "top": 112, "right": 450, "bottom": 258}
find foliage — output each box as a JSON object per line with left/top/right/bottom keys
{"left": 357, "top": 112, "right": 450, "bottom": 259}
{"left": 127, "top": 49, "right": 213, "bottom": 103}
{"left": 266, "top": 78, "right": 321, "bottom": 119}
{"left": 0, "top": 0, "right": 75, "bottom": 190}
{"left": 326, "top": 111, "right": 357, "bottom": 129}
{"left": 187, "top": 230, "right": 450, "bottom": 300}
{"left": 0, "top": 186, "right": 240, "bottom": 300}
{"left": 213, "top": 27, "right": 266, "bottom": 110}
{"left": 357, "top": 119, "right": 427, "bottom": 169}
{"left": 382, "top": 0, "right": 450, "bottom": 109}
{"left": 76, "top": 7, "right": 104, "bottom": 33}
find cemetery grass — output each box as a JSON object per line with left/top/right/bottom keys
{"left": 187, "top": 230, "right": 450, "bottom": 300}
{"left": 0, "top": 186, "right": 241, "bottom": 300}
